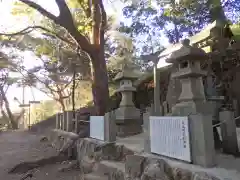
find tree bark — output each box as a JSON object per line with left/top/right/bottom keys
{"left": 56, "top": 92, "right": 66, "bottom": 112}
{"left": 91, "top": 50, "right": 110, "bottom": 115}
{"left": 58, "top": 99, "right": 66, "bottom": 112}
{"left": 90, "top": 0, "right": 109, "bottom": 115}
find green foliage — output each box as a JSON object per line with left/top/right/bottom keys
{"left": 121, "top": 0, "right": 240, "bottom": 47}
{"left": 11, "top": 1, "right": 36, "bottom": 16}
{"left": 29, "top": 80, "right": 117, "bottom": 123}
{"left": 30, "top": 100, "right": 59, "bottom": 124}
{"left": 231, "top": 24, "right": 240, "bottom": 40}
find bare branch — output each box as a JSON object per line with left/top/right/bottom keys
{"left": 42, "top": 33, "right": 76, "bottom": 47}
{"left": 0, "top": 26, "right": 33, "bottom": 36}
{"left": 0, "top": 25, "right": 76, "bottom": 47}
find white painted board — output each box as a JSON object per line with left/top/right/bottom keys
{"left": 150, "top": 116, "right": 191, "bottom": 162}
{"left": 90, "top": 116, "right": 105, "bottom": 141}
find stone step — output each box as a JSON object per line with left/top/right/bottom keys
{"left": 84, "top": 172, "right": 108, "bottom": 180}
{"left": 94, "top": 160, "right": 125, "bottom": 176}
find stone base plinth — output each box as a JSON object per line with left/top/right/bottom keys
{"left": 115, "top": 106, "right": 140, "bottom": 123}
{"left": 114, "top": 106, "right": 141, "bottom": 137}
{"left": 171, "top": 100, "right": 214, "bottom": 116}
{"left": 116, "top": 122, "right": 142, "bottom": 137}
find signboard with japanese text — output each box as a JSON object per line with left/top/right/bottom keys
{"left": 150, "top": 116, "right": 191, "bottom": 162}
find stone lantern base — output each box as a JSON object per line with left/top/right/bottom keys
{"left": 171, "top": 100, "right": 218, "bottom": 117}
{"left": 114, "top": 106, "right": 142, "bottom": 137}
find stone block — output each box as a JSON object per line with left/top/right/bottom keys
{"left": 172, "top": 167, "right": 192, "bottom": 180}
{"left": 192, "top": 172, "right": 221, "bottom": 180}
{"left": 79, "top": 157, "right": 96, "bottom": 174}
{"left": 116, "top": 122, "right": 142, "bottom": 137}
{"left": 189, "top": 114, "right": 216, "bottom": 167}
{"left": 104, "top": 111, "right": 116, "bottom": 142}
{"left": 140, "top": 159, "right": 174, "bottom": 180}
{"left": 219, "top": 110, "right": 239, "bottom": 155}
{"left": 94, "top": 160, "right": 125, "bottom": 180}
{"left": 143, "top": 111, "right": 150, "bottom": 153}
{"left": 125, "top": 155, "right": 146, "bottom": 179}
{"left": 77, "top": 138, "right": 134, "bottom": 162}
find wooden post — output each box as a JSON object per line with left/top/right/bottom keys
{"left": 153, "top": 65, "right": 161, "bottom": 115}
{"left": 56, "top": 113, "right": 60, "bottom": 129}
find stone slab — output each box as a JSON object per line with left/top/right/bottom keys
{"left": 189, "top": 114, "right": 216, "bottom": 167}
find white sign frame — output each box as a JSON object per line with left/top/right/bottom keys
{"left": 90, "top": 116, "right": 105, "bottom": 141}
{"left": 150, "top": 116, "right": 191, "bottom": 162}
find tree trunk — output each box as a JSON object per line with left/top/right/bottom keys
{"left": 56, "top": 88, "right": 66, "bottom": 112}
{"left": 58, "top": 98, "right": 66, "bottom": 112}
{"left": 90, "top": 50, "right": 110, "bottom": 115}
{"left": 0, "top": 87, "right": 18, "bottom": 129}
{"left": 90, "top": 0, "right": 109, "bottom": 115}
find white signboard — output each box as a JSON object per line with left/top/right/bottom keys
{"left": 90, "top": 116, "right": 105, "bottom": 141}
{"left": 150, "top": 116, "right": 191, "bottom": 162}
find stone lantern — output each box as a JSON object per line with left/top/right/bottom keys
{"left": 166, "top": 39, "right": 216, "bottom": 167}
{"left": 166, "top": 39, "right": 208, "bottom": 115}
{"left": 113, "top": 66, "right": 141, "bottom": 137}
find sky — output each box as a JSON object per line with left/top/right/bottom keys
{"left": 0, "top": 0, "right": 128, "bottom": 111}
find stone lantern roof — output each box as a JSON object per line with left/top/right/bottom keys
{"left": 166, "top": 39, "right": 207, "bottom": 63}
{"left": 113, "top": 66, "right": 140, "bottom": 82}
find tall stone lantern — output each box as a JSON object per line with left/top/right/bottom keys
{"left": 166, "top": 39, "right": 216, "bottom": 167}
{"left": 166, "top": 39, "right": 208, "bottom": 115}
{"left": 113, "top": 66, "right": 141, "bottom": 137}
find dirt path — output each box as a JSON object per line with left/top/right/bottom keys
{"left": 0, "top": 131, "right": 82, "bottom": 180}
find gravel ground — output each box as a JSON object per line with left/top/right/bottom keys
{"left": 0, "top": 130, "right": 82, "bottom": 180}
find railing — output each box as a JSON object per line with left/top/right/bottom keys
{"left": 56, "top": 111, "right": 90, "bottom": 133}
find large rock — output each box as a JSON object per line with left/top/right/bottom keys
{"left": 141, "top": 159, "right": 174, "bottom": 180}
{"left": 172, "top": 167, "right": 193, "bottom": 180}
{"left": 125, "top": 155, "right": 146, "bottom": 179}
{"left": 76, "top": 138, "right": 134, "bottom": 162}
{"left": 192, "top": 172, "right": 220, "bottom": 180}
{"left": 124, "top": 155, "right": 221, "bottom": 180}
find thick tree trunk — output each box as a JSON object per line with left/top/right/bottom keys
{"left": 89, "top": 0, "right": 109, "bottom": 115}
{"left": 91, "top": 49, "right": 110, "bottom": 115}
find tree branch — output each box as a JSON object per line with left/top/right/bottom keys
{"left": 99, "top": 0, "right": 107, "bottom": 29}
{"left": 20, "top": 0, "right": 92, "bottom": 53}
{"left": 19, "top": 0, "right": 58, "bottom": 21}
{"left": 54, "top": 0, "right": 92, "bottom": 52}
{"left": 0, "top": 25, "right": 76, "bottom": 47}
